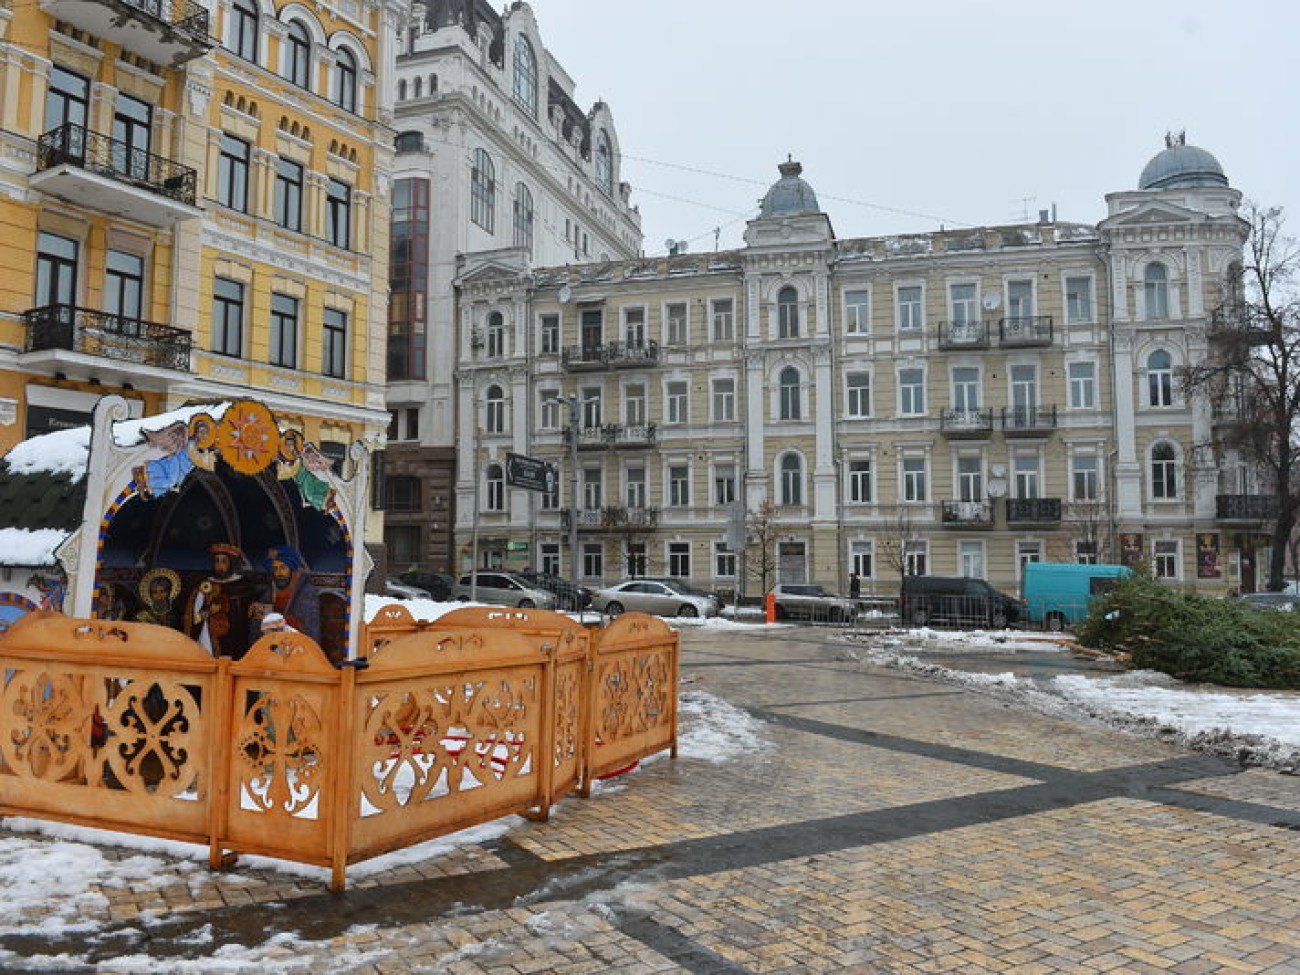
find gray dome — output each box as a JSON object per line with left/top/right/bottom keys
{"left": 1139, "top": 140, "right": 1228, "bottom": 190}
{"left": 759, "top": 159, "right": 820, "bottom": 217}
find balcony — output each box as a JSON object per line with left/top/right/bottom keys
{"left": 31, "top": 123, "right": 201, "bottom": 228}
{"left": 564, "top": 423, "right": 657, "bottom": 450}
{"left": 936, "top": 320, "right": 990, "bottom": 350}
{"left": 560, "top": 506, "right": 660, "bottom": 531}
{"left": 1001, "top": 404, "right": 1058, "bottom": 436}
{"left": 39, "top": 0, "right": 213, "bottom": 66}
{"left": 1216, "top": 494, "right": 1278, "bottom": 522}
{"left": 24, "top": 304, "right": 192, "bottom": 372}
{"left": 561, "top": 340, "right": 660, "bottom": 370}
{"left": 1209, "top": 306, "right": 1275, "bottom": 347}
{"left": 939, "top": 408, "right": 994, "bottom": 437}
{"left": 940, "top": 500, "right": 994, "bottom": 528}
{"left": 1006, "top": 497, "right": 1062, "bottom": 525}
{"left": 998, "top": 315, "right": 1054, "bottom": 347}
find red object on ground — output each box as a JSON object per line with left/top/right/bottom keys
{"left": 765, "top": 592, "right": 776, "bottom": 623}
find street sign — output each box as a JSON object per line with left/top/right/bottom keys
{"left": 505, "top": 452, "right": 558, "bottom": 494}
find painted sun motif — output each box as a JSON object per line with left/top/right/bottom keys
{"left": 217, "top": 401, "right": 282, "bottom": 475}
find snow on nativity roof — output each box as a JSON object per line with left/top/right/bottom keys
{"left": 0, "top": 527, "right": 66, "bottom": 567}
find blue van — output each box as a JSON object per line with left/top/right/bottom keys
{"left": 1022, "top": 562, "right": 1132, "bottom": 632}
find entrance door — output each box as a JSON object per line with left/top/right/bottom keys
{"left": 778, "top": 542, "right": 806, "bottom": 584}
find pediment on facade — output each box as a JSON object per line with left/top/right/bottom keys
{"left": 454, "top": 249, "right": 531, "bottom": 288}
{"left": 1102, "top": 201, "right": 1201, "bottom": 229}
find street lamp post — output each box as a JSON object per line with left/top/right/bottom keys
{"left": 546, "top": 394, "right": 584, "bottom": 585}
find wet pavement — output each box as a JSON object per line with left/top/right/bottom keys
{"left": 3, "top": 625, "right": 1299, "bottom": 973}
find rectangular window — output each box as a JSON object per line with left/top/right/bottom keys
{"left": 713, "top": 464, "right": 736, "bottom": 506}
{"left": 539, "top": 390, "right": 560, "bottom": 429}
{"left": 35, "top": 231, "right": 78, "bottom": 308}
{"left": 666, "top": 381, "right": 688, "bottom": 424}
{"left": 625, "top": 466, "right": 646, "bottom": 508}
{"left": 322, "top": 308, "right": 347, "bottom": 378}
{"left": 848, "top": 460, "right": 872, "bottom": 503}
{"left": 850, "top": 540, "right": 873, "bottom": 580}
{"left": 582, "top": 468, "right": 602, "bottom": 509}
{"left": 624, "top": 383, "right": 647, "bottom": 425}
{"left": 46, "top": 65, "right": 90, "bottom": 132}
{"left": 897, "top": 285, "right": 922, "bottom": 331}
{"left": 711, "top": 298, "right": 734, "bottom": 341}
{"left": 269, "top": 292, "right": 299, "bottom": 368}
{"left": 581, "top": 386, "right": 602, "bottom": 428}
{"left": 1154, "top": 540, "right": 1179, "bottom": 579}
{"left": 1016, "top": 541, "right": 1043, "bottom": 583}
{"left": 582, "top": 542, "right": 603, "bottom": 580}
{"left": 580, "top": 309, "right": 603, "bottom": 353}
{"left": 404, "top": 407, "right": 419, "bottom": 440}
{"left": 845, "top": 289, "right": 870, "bottom": 334}
{"left": 902, "top": 457, "right": 927, "bottom": 502}
{"left": 625, "top": 542, "right": 647, "bottom": 577}
{"left": 1065, "top": 276, "right": 1093, "bottom": 324}
{"left": 904, "top": 540, "right": 927, "bottom": 577}
{"left": 274, "top": 157, "right": 303, "bottom": 231}
{"left": 712, "top": 377, "right": 735, "bottom": 421}
{"left": 1007, "top": 279, "right": 1034, "bottom": 321}
{"left": 666, "top": 302, "right": 687, "bottom": 345}
{"left": 541, "top": 543, "right": 561, "bottom": 575}
{"left": 1069, "top": 361, "right": 1097, "bottom": 409}
{"left": 624, "top": 306, "right": 645, "bottom": 347}
{"left": 1014, "top": 454, "right": 1041, "bottom": 499}
{"left": 104, "top": 250, "right": 143, "bottom": 326}
{"left": 218, "top": 134, "right": 250, "bottom": 212}
{"left": 959, "top": 540, "right": 984, "bottom": 580}
{"left": 541, "top": 481, "right": 559, "bottom": 510}
{"left": 714, "top": 542, "right": 736, "bottom": 579}
{"left": 668, "top": 542, "right": 691, "bottom": 578}
{"left": 212, "top": 277, "right": 244, "bottom": 357}
{"left": 846, "top": 372, "right": 871, "bottom": 418}
{"left": 230, "top": 0, "right": 259, "bottom": 60}
{"left": 1076, "top": 540, "right": 1099, "bottom": 565}
{"left": 949, "top": 283, "right": 978, "bottom": 325}
{"left": 899, "top": 368, "right": 925, "bottom": 416}
{"left": 540, "top": 313, "right": 559, "bottom": 354}
{"left": 1011, "top": 363, "right": 1038, "bottom": 409}
{"left": 957, "top": 456, "right": 983, "bottom": 502}
{"left": 951, "top": 366, "right": 981, "bottom": 411}
{"left": 669, "top": 465, "right": 690, "bottom": 507}
{"left": 1072, "top": 454, "right": 1099, "bottom": 501}
{"left": 326, "top": 178, "right": 352, "bottom": 248}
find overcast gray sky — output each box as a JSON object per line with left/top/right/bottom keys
{"left": 530, "top": 1, "right": 1298, "bottom": 256}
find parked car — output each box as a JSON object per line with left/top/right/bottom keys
{"left": 518, "top": 571, "right": 592, "bottom": 611}
{"left": 898, "top": 575, "right": 1023, "bottom": 628}
{"left": 1022, "top": 562, "right": 1132, "bottom": 632}
{"left": 591, "top": 579, "right": 720, "bottom": 619}
{"left": 769, "top": 583, "right": 859, "bottom": 623}
{"left": 1233, "top": 591, "right": 1300, "bottom": 612}
{"left": 451, "top": 571, "right": 558, "bottom": 610}
{"left": 634, "top": 576, "right": 728, "bottom": 610}
{"left": 384, "top": 578, "right": 431, "bottom": 601}
{"left": 398, "top": 570, "right": 452, "bottom": 601}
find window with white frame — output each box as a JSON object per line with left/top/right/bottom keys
{"left": 714, "top": 541, "right": 736, "bottom": 578}
{"left": 668, "top": 542, "right": 691, "bottom": 578}
{"left": 668, "top": 465, "right": 690, "bottom": 507}
{"left": 902, "top": 456, "right": 927, "bottom": 502}
{"left": 949, "top": 283, "right": 978, "bottom": 324}
{"left": 779, "top": 367, "right": 801, "bottom": 420}
{"left": 1147, "top": 350, "right": 1174, "bottom": 407}
{"left": 959, "top": 541, "right": 984, "bottom": 580}
{"left": 897, "top": 285, "right": 922, "bottom": 331}
{"left": 626, "top": 542, "right": 647, "bottom": 577}
{"left": 899, "top": 368, "right": 925, "bottom": 416}
{"left": 777, "top": 286, "right": 800, "bottom": 338}
{"left": 712, "top": 377, "right": 735, "bottom": 421}
{"left": 470, "top": 148, "right": 495, "bottom": 232}
{"left": 624, "top": 307, "right": 646, "bottom": 347}
{"left": 624, "top": 383, "right": 646, "bottom": 425}
{"left": 513, "top": 182, "right": 534, "bottom": 253}
{"left": 714, "top": 464, "right": 736, "bottom": 506}
{"left": 1007, "top": 279, "right": 1034, "bottom": 322}
{"left": 539, "top": 390, "right": 560, "bottom": 429}
{"left": 541, "top": 479, "right": 558, "bottom": 510}
{"left": 484, "top": 385, "right": 506, "bottom": 434}
{"left": 512, "top": 34, "right": 538, "bottom": 117}
{"left": 1076, "top": 540, "right": 1099, "bottom": 565}
{"left": 904, "top": 540, "right": 928, "bottom": 576}
{"left": 848, "top": 460, "right": 872, "bottom": 503}
{"left": 541, "top": 543, "right": 560, "bottom": 575}
{"left": 1071, "top": 453, "right": 1100, "bottom": 501}
{"left": 1013, "top": 454, "right": 1041, "bottom": 498}
{"left": 540, "top": 314, "right": 559, "bottom": 354}
{"left": 845, "top": 289, "right": 870, "bottom": 334}
{"left": 484, "top": 463, "right": 504, "bottom": 511}
{"left": 1011, "top": 363, "right": 1038, "bottom": 412}
{"left": 666, "top": 381, "right": 688, "bottom": 424}
{"left": 952, "top": 367, "right": 981, "bottom": 411}
{"left": 780, "top": 453, "right": 803, "bottom": 506}
{"left": 625, "top": 466, "right": 646, "bottom": 508}
{"left": 1144, "top": 263, "right": 1169, "bottom": 319}
{"left": 711, "top": 298, "right": 734, "bottom": 341}
{"left": 665, "top": 302, "right": 687, "bottom": 345}
{"left": 582, "top": 542, "right": 603, "bottom": 579}
{"left": 581, "top": 387, "right": 602, "bottom": 428}
{"left": 1154, "top": 539, "right": 1179, "bottom": 579}
{"left": 486, "top": 311, "right": 505, "bottom": 358}
{"left": 1151, "top": 441, "right": 1178, "bottom": 499}
{"left": 850, "top": 540, "right": 873, "bottom": 579}
{"left": 1065, "top": 276, "right": 1093, "bottom": 324}
{"left": 582, "top": 468, "right": 602, "bottom": 509}
{"left": 1068, "top": 361, "right": 1096, "bottom": 409}
{"left": 846, "top": 372, "right": 871, "bottom": 418}
{"left": 1016, "top": 541, "right": 1043, "bottom": 582}
{"left": 957, "top": 456, "right": 983, "bottom": 502}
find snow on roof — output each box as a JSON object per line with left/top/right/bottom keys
{"left": 0, "top": 526, "right": 67, "bottom": 567}
{"left": 2, "top": 402, "right": 230, "bottom": 480}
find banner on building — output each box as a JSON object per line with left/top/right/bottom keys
{"left": 1196, "top": 532, "right": 1222, "bottom": 579}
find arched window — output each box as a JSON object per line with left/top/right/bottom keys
{"left": 486, "top": 312, "right": 505, "bottom": 358}
{"left": 428, "top": 73, "right": 437, "bottom": 92}
{"left": 397, "top": 78, "right": 407, "bottom": 100}
{"left": 513, "top": 182, "right": 534, "bottom": 253}
{"left": 411, "top": 76, "right": 421, "bottom": 98}
{"left": 285, "top": 20, "right": 311, "bottom": 88}
{"left": 512, "top": 35, "right": 537, "bottom": 117}
{"left": 230, "top": 0, "right": 259, "bottom": 61}
{"left": 471, "top": 148, "right": 495, "bottom": 232}
{"left": 780, "top": 453, "right": 803, "bottom": 506}
{"left": 1151, "top": 441, "right": 1178, "bottom": 499}
{"left": 1144, "top": 263, "right": 1169, "bottom": 319}
{"left": 779, "top": 366, "right": 801, "bottom": 420}
{"left": 333, "top": 47, "right": 358, "bottom": 112}
{"left": 485, "top": 463, "right": 505, "bottom": 511}
{"left": 1147, "top": 349, "right": 1173, "bottom": 407}
{"left": 395, "top": 130, "right": 423, "bottom": 153}
{"left": 485, "top": 384, "right": 505, "bottom": 432}
{"left": 594, "top": 130, "right": 612, "bottom": 192}
{"left": 777, "top": 286, "right": 799, "bottom": 338}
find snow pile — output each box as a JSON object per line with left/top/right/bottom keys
{"left": 0, "top": 527, "right": 66, "bottom": 566}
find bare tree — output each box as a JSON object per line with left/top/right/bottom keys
{"left": 876, "top": 506, "right": 921, "bottom": 580}
{"left": 744, "top": 499, "right": 781, "bottom": 595}
{"left": 1059, "top": 497, "right": 1111, "bottom": 564}
{"left": 1185, "top": 203, "right": 1300, "bottom": 590}
{"left": 602, "top": 505, "right": 653, "bottom": 576}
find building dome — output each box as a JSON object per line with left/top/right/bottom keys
{"left": 1138, "top": 134, "right": 1228, "bottom": 190}
{"left": 759, "top": 159, "right": 820, "bottom": 217}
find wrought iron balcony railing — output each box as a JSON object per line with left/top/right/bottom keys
{"left": 1006, "top": 497, "right": 1062, "bottom": 524}
{"left": 1002, "top": 404, "right": 1058, "bottom": 435}
{"left": 935, "top": 320, "right": 990, "bottom": 349}
{"left": 118, "top": 0, "right": 212, "bottom": 41}
{"left": 940, "top": 500, "right": 994, "bottom": 527}
{"left": 1215, "top": 494, "right": 1278, "bottom": 521}
{"left": 560, "top": 506, "right": 660, "bottom": 530}
{"left": 561, "top": 340, "right": 660, "bottom": 370}
{"left": 564, "top": 423, "right": 658, "bottom": 450}
{"left": 24, "top": 303, "right": 192, "bottom": 371}
{"left": 37, "top": 122, "right": 198, "bottom": 206}
{"left": 939, "top": 407, "right": 995, "bottom": 436}
{"left": 998, "top": 315, "right": 1054, "bottom": 347}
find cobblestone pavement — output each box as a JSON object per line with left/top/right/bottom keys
{"left": 4, "top": 626, "right": 1300, "bottom": 973}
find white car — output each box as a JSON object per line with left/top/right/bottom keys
{"left": 451, "top": 571, "right": 558, "bottom": 610}
{"left": 591, "top": 579, "right": 720, "bottom": 619}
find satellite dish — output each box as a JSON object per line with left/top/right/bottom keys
{"left": 558, "top": 284, "right": 572, "bottom": 304}
{"left": 981, "top": 291, "right": 1001, "bottom": 311}
{"left": 987, "top": 477, "right": 1008, "bottom": 499}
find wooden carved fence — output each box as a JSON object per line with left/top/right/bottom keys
{"left": 0, "top": 606, "right": 678, "bottom": 890}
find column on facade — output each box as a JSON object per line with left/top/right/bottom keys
{"left": 508, "top": 363, "right": 530, "bottom": 522}
{"left": 742, "top": 277, "right": 766, "bottom": 510}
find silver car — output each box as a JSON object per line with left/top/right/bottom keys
{"left": 591, "top": 579, "right": 720, "bottom": 619}
{"left": 451, "top": 571, "right": 558, "bottom": 610}
{"left": 770, "top": 583, "right": 859, "bottom": 623}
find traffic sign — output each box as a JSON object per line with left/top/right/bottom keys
{"left": 505, "top": 452, "right": 558, "bottom": 493}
